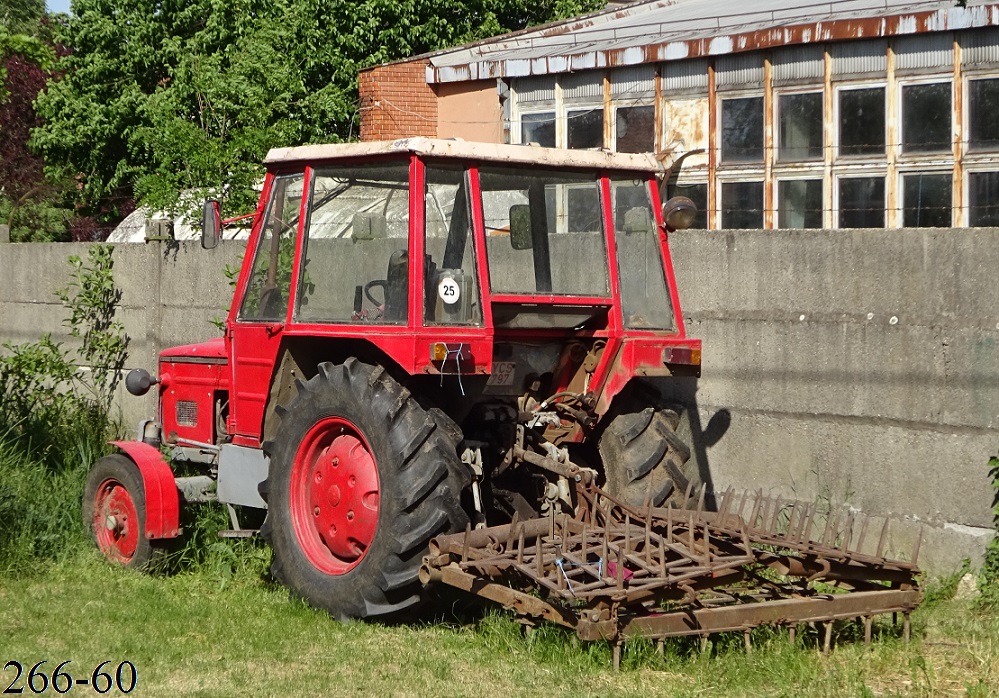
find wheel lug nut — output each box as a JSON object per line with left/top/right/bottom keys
{"left": 313, "top": 506, "right": 320, "bottom": 516}
{"left": 346, "top": 510, "right": 354, "bottom": 520}
{"left": 332, "top": 457, "right": 339, "bottom": 467}
{"left": 348, "top": 475, "right": 356, "bottom": 487}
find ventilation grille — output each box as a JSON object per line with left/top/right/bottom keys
{"left": 176, "top": 401, "right": 198, "bottom": 427}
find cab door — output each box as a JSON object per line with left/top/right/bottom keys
{"left": 228, "top": 172, "right": 306, "bottom": 442}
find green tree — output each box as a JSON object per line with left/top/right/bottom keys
{"left": 31, "top": 0, "right": 603, "bottom": 225}
{"left": 0, "top": 0, "right": 45, "bottom": 37}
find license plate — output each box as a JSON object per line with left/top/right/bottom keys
{"left": 487, "top": 362, "right": 516, "bottom": 387}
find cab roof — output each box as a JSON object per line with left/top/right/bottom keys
{"left": 264, "top": 137, "right": 663, "bottom": 173}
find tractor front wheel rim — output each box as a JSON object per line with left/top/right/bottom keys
{"left": 290, "top": 417, "right": 380, "bottom": 575}
{"left": 93, "top": 478, "right": 139, "bottom": 564}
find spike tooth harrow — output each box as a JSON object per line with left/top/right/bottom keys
{"left": 422, "top": 484, "right": 921, "bottom": 667}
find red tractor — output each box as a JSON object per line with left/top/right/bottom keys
{"left": 83, "top": 138, "right": 702, "bottom": 620}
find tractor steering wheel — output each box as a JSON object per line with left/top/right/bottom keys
{"left": 363, "top": 279, "right": 387, "bottom": 307}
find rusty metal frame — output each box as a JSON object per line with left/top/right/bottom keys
{"left": 424, "top": 482, "right": 922, "bottom": 669}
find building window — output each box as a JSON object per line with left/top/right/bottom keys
{"left": 778, "top": 92, "right": 823, "bottom": 162}
{"left": 615, "top": 105, "right": 655, "bottom": 153}
{"left": 522, "top": 112, "right": 555, "bottom": 147}
{"left": 839, "top": 87, "right": 885, "bottom": 156}
{"left": 721, "top": 181, "right": 764, "bottom": 229}
{"left": 902, "top": 173, "right": 951, "bottom": 227}
{"left": 567, "top": 108, "right": 603, "bottom": 149}
{"left": 721, "top": 96, "right": 764, "bottom": 162}
{"left": 838, "top": 176, "right": 885, "bottom": 228}
{"left": 778, "top": 179, "right": 823, "bottom": 228}
{"left": 901, "top": 82, "right": 951, "bottom": 153}
{"left": 969, "top": 171, "right": 999, "bottom": 227}
{"left": 968, "top": 78, "right": 999, "bottom": 151}
{"left": 668, "top": 182, "right": 708, "bottom": 229}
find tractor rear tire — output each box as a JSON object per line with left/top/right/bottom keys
{"left": 598, "top": 400, "right": 693, "bottom": 509}
{"left": 259, "top": 358, "right": 468, "bottom": 621}
{"left": 83, "top": 454, "right": 168, "bottom": 571}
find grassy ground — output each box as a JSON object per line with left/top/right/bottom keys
{"left": 2, "top": 551, "right": 997, "bottom": 698}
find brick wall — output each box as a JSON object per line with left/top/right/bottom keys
{"left": 359, "top": 60, "right": 438, "bottom": 141}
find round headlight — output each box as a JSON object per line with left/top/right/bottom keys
{"left": 662, "top": 196, "right": 697, "bottom": 231}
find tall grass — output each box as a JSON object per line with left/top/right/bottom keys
{"left": 0, "top": 411, "right": 114, "bottom": 575}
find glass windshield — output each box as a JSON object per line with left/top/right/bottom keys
{"left": 479, "top": 167, "right": 609, "bottom": 297}
{"left": 295, "top": 163, "right": 411, "bottom": 324}
{"left": 425, "top": 165, "right": 482, "bottom": 325}
{"left": 240, "top": 174, "right": 305, "bottom": 321}
{"left": 611, "top": 178, "right": 675, "bottom": 330}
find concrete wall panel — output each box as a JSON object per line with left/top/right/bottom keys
{"left": 0, "top": 229, "right": 994, "bottom": 575}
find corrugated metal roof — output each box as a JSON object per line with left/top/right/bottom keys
{"left": 418, "top": 0, "right": 999, "bottom": 83}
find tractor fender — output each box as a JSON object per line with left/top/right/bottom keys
{"left": 111, "top": 440, "right": 181, "bottom": 540}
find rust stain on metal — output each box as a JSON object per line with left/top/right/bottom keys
{"left": 953, "top": 38, "right": 964, "bottom": 226}
{"left": 886, "top": 44, "right": 898, "bottom": 227}
{"left": 428, "top": 7, "right": 999, "bottom": 84}
{"left": 763, "top": 55, "right": 774, "bottom": 229}
{"left": 662, "top": 98, "right": 709, "bottom": 167}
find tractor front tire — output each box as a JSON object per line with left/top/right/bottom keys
{"left": 83, "top": 454, "right": 167, "bottom": 571}
{"left": 598, "top": 401, "right": 693, "bottom": 509}
{"left": 260, "top": 358, "right": 467, "bottom": 621}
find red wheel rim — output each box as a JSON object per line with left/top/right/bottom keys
{"left": 93, "top": 478, "right": 140, "bottom": 564}
{"left": 290, "top": 417, "right": 380, "bottom": 575}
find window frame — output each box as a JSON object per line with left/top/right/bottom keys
{"left": 776, "top": 88, "right": 825, "bottom": 164}
{"left": 719, "top": 93, "right": 766, "bottom": 165}
{"left": 835, "top": 173, "right": 887, "bottom": 229}
{"left": 897, "top": 77, "right": 954, "bottom": 158}
{"left": 835, "top": 82, "right": 887, "bottom": 160}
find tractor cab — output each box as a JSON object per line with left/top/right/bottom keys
{"left": 196, "top": 139, "right": 700, "bottom": 449}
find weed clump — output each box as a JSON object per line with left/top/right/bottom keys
{"left": 978, "top": 455, "right": 999, "bottom": 606}
{"left": 0, "top": 245, "right": 126, "bottom": 575}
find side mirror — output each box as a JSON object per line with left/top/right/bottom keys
{"left": 201, "top": 199, "right": 221, "bottom": 249}
{"left": 509, "top": 204, "right": 533, "bottom": 250}
{"left": 662, "top": 196, "right": 697, "bottom": 231}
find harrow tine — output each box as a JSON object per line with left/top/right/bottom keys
{"left": 461, "top": 522, "right": 471, "bottom": 563}
{"left": 843, "top": 511, "right": 855, "bottom": 550}
{"left": 517, "top": 525, "right": 525, "bottom": 564}
{"left": 717, "top": 488, "right": 731, "bottom": 518}
{"left": 856, "top": 515, "right": 869, "bottom": 554}
{"left": 737, "top": 489, "right": 749, "bottom": 520}
{"left": 696, "top": 485, "right": 706, "bottom": 514}
{"left": 684, "top": 481, "right": 694, "bottom": 506}
{"left": 801, "top": 504, "right": 816, "bottom": 543}
{"left": 769, "top": 496, "right": 783, "bottom": 533}
{"left": 819, "top": 508, "right": 834, "bottom": 548}
{"left": 786, "top": 503, "right": 799, "bottom": 543}
{"left": 822, "top": 511, "right": 839, "bottom": 547}
{"left": 876, "top": 519, "right": 889, "bottom": 558}
{"left": 749, "top": 490, "right": 764, "bottom": 528}
{"left": 507, "top": 511, "right": 520, "bottom": 552}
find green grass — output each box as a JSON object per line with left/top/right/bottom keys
{"left": 2, "top": 552, "right": 997, "bottom": 698}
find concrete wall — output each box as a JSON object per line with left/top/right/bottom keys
{"left": 1, "top": 230, "right": 994, "bottom": 574}
{"left": 0, "top": 241, "right": 246, "bottom": 426}
{"left": 663, "top": 227, "right": 998, "bottom": 575}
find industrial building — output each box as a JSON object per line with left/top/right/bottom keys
{"left": 359, "top": 0, "right": 999, "bottom": 229}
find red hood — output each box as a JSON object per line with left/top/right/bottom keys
{"left": 159, "top": 337, "right": 227, "bottom": 362}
